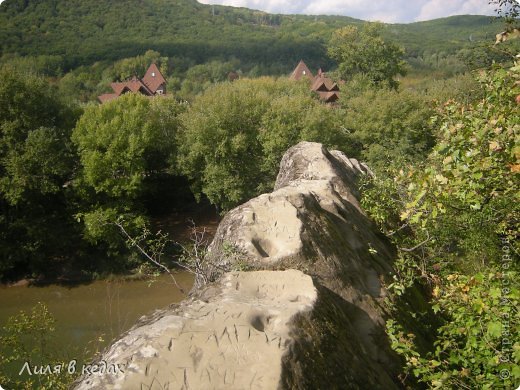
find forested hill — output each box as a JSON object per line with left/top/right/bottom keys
{"left": 1, "top": 0, "right": 342, "bottom": 70}
{"left": 0, "top": 0, "right": 503, "bottom": 72}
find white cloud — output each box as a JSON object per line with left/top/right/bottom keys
{"left": 198, "top": 0, "right": 498, "bottom": 22}
{"left": 301, "top": 0, "right": 426, "bottom": 23}
{"left": 0, "top": 0, "right": 497, "bottom": 22}
{"left": 416, "top": 0, "right": 496, "bottom": 21}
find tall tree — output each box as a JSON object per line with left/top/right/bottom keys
{"left": 327, "top": 23, "right": 407, "bottom": 89}
{"left": 0, "top": 66, "right": 80, "bottom": 279}
{"left": 177, "top": 77, "right": 352, "bottom": 211}
{"left": 72, "top": 94, "right": 184, "bottom": 250}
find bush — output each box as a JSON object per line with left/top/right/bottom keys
{"left": 0, "top": 303, "right": 72, "bottom": 389}
{"left": 362, "top": 63, "right": 520, "bottom": 388}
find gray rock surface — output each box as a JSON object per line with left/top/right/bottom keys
{"left": 76, "top": 270, "right": 318, "bottom": 390}
{"left": 75, "top": 142, "right": 406, "bottom": 389}
{"left": 205, "top": 142, "right": 401, "bottom": 388}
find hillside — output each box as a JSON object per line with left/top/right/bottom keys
{"left": 0, "top": 0, "right": 332, "bottom": 70}
{"left": 0, "top": 0, "right": 504, "bottom": 72}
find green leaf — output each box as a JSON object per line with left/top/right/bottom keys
{"left": 489, "top": 288, "right": 501, "bottom": 299}
{"left": 487, "top": 321, "right": 501, "bottom": 338}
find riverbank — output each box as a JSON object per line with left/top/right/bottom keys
{"left": 2, "top": 203, "right": 220, "bottom": 288}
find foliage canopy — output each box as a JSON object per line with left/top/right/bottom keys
{"left": 177, "top": 77, "right": 352, "bottom": 210}
{"left": 72, "top": 94, "right": 185, "bottom": 247}
{"left": 327, "top": 23, "right": 407, "bottom": 89}
{"left": 0, "top": 67, "right": 80, "bottom": 279}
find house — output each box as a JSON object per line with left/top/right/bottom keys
{"left": 289, "top": 60, "right": 340, "bottom": 103}
{"left": 98, "top": 63, "right": 167, "bottom": 103}
{"left": 290, "top": 60, "right": 314, "bottom": 82}
{"left": 311, "top": 68, "right": 340, "bottom": 103}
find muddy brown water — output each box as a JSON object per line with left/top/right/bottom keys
{"left": 0, "top": 206, "right": 220, "bottom": 380}
{"left": 0, "top": 273, "right": 193, "bottom": 352}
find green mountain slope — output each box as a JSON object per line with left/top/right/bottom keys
{"left": 0, "top": 0, "right": 504, "bottom": 71}
{"left": 388, "top": 15, "right": 502, "bottom": 56}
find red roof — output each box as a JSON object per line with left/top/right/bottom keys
{"left": 290, "top": 60, "right": 340, "bottom": 103}
{"left": 290, "top": 60, "right": 314, "bottom": 81}
{"left": 98, "top": 93, "right": 119, "bottom": 103}
{"left": 142, "top": 63, "right": 166, "bottom": 93}
{"left": 316, "top": 91, "right": 340, "bottom": 103}
{"left": 98, "top": 64, "right": 166, "bottom": 103}
{"left": 110, "top": 82, "right": 126, "bottom": 95}
{"left": 311, "top": 75, "right": 339, "bottom": 92}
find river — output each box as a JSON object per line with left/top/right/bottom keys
{"left": 0, "top": 205, "right": 218, "bottom": 381}
{"left": 0, "top": 272, "right": 193, "bottom": 378}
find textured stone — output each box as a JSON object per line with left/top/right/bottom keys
{"left": 75, "top": 142, "right": 410, "bottom": 389}
{"left": 75, "top": 270, "right": 317, "bottom": 390}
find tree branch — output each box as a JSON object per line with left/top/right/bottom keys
{"left": 399, "top": 232, "right": 432, "bottom": 253}
{"left": 112, "top": 221, "right": 186, "bottom": 295}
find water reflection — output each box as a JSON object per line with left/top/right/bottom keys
{"left": 0, "top": 273, "right": 193, "bottom": 363}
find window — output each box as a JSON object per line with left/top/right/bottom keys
{"left": 151, "top": 72, "right": 156, "bottom": 77}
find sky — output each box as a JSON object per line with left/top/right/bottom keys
{"left": 197, "top": 0, "right": 499, "bottom": 23}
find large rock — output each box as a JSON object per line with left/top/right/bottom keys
{"left": 203, "top": 142, "right": 401, "bottom": 387}
{"left": 76, "top": 270, "right": 318, "bottom": 389}
{"left": 206, "top": 143, "right": 390, "bottom": 281}
{"left": 75, "top": 142, "right": 411, "bottom": 389}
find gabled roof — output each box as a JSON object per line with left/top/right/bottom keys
{"left": 311, "top": 75, "right": 339, "bottom": 92}
{"left": 98, "top": 93, "right": 119, "bottom": 103}
{"left": 289, "top": 60, "right": 340, "bottom": 103}
{"left": 311, "top": 79, "right": 328, "bottom": 92}
{"left": 100, "top": 79, "right": 151, "bottom": 103}
{"left": 142, "top": 63, "right": 166, "bottom": 93}
{"left": 98, "top": 64, "right": 166, "bottom": 103}
{"left": 110, "top": 82, "right": 126, "bottom": 95}
{"left": 128, "top": 77, "right": 153, "bottom": 94}
{"left": 316, "top": 91, "right": 340, "bottom": 103}
{"left": 290, "top": 60, "right": 314, "bottom": 81}
{"left": 111, "top": 79, "right": 152, "bottom": 95}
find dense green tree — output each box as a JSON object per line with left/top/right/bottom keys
{"left": 178, "top": 59, "right": 240, "bottom": 100}
{"left": 339, "top": 83, "right": 435, "bottom": 172}
{"left": 327, "top": 23, "right": 407, "bottom": 89}
{"left": 362, "top": 62, "right": 520, "bottom": 389}
{"left": 177, "top": 77, "right": 353, "bottom": 210}
{"left": 0, "top": 66, "right": 80, "bottom": 279}
{"left": 72, "top": 94, "right": 185, "bottom": 253}
{"left": 259, "top": 93, "right": 351, "bottom": 181}
{"left": 0, "top": 54, "right": 65, "bottom": 77}
{"left": 177, "top": 78, "right": 272, "bottom": 210}
{"left": 57, "top": 61, "right": 114, "bottom": 103}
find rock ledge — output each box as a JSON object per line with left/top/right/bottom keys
{"left": 75, "top": 142, "right": 406, "bottom": 389}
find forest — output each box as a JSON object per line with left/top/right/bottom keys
{"left": 0, "top": 0, "right": 519, "bottom": 388}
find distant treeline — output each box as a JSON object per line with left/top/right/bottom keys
{"left": 0, "top": 0, "right": 510, "bottom": 73}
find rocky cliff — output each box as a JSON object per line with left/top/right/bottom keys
{"left": 75, "top": 142, "right": 408, "bottom": 389}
